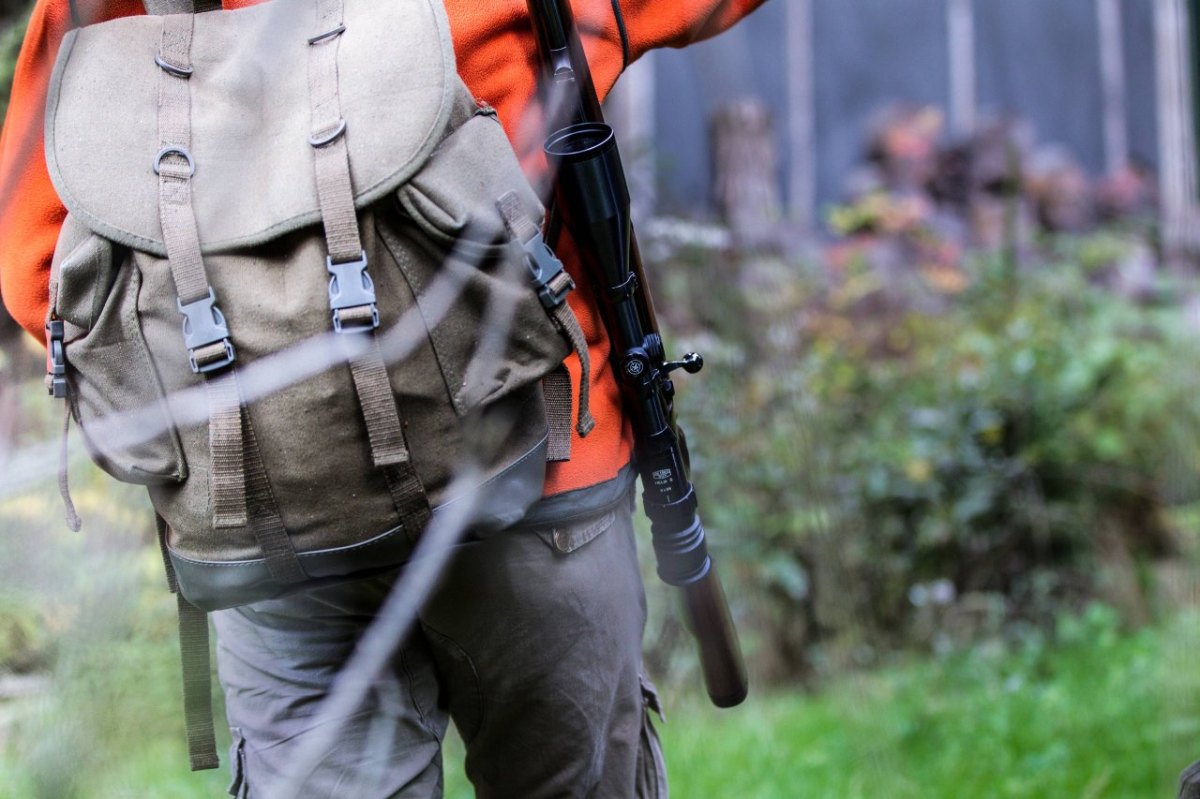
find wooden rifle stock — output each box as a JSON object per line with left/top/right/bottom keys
{"left": 526, "top": 0, "right": 748, "bottom": 708}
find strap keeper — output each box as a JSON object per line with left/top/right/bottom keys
{"left": 327, "top": 252, "right": 380, "bottom": 333}
{"left": 178, "top": 289, "right": 236, "bottom": 374}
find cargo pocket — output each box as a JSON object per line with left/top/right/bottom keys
{"left": 226, "top": 727, "right": 250, "bottom": 799}
{"left": 419, "top": 622, "right": 485, "bottom": 746}
{"left": 533, "top": 509, "right": 616, "bottom": 554}
{"left": 636, "top": 675, "right": 669, "bottom": 799}
{"left": 387, "top": 111, "right": 570, "bottom": 417}
{"left": 53, "top": 226, "right": 186, "bottom": 485}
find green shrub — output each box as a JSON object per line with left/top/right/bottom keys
{"left": 650, "top": 233, "right": 1200, "bottom": 682}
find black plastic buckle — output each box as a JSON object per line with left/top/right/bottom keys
{"left": 47, "top": 318, "right": 67, "bottom": 399}
{"left": 177, "top": 288, "right": 236, "bottom": 374}
{"left": 327, "top": 251, "right": 380, "bottom": 333}
{"left": 522, "top": 232, "right": 573, "bottom": 310}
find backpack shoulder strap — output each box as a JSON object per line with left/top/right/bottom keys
{"left": 144, "top": 0, "right": 222, "bottom": 14}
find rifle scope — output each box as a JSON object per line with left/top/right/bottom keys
{"left": 527, "top": 0, "right": 748, "bottom": 709}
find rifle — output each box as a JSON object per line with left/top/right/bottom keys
{"left": 526, "top": 0, "right": 748, "bottom": 708}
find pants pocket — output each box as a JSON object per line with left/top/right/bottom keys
{"left": 531, "top": 509, "right": 617, "bottom": 554}
{"left": 636, "top": 675, "right": 669, "bottom": 799}
{"left": 227, "top": 727, "right": 250, "bottom": 799}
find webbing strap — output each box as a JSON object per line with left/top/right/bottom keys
{"left": 157, "top": 16, "right": 248, "bottom": 529}
{"left": 177, "top": 594, "right": 219, "bottom": 771}
{"left": 548, "top": 272, "right": 595, "bottom": 437}
{"left": 306, "top": 1, "right": 431, "bottom": 535}
{"left": 308, "top": 0, "right": 362, "bottom": 262}
{"left": 543, "top": 366, "right": 574, "bottom": 462}
{"left": 384, "top": 461, "right": 433, "bottom": 542}
{"left": 206, "top": 373, "right": 247, "bottom": 528}
{"left": 155, "top": 516, "right": 219, "bottom": 771}
{"left": 242, "top": 405, "right": 308, "bottom": 585}
{"left": 347, "top": 332, "right": 410, "bottom": 467}
{"left": 157, "top": 15, "right": 208, "bottom": 305}
{"left": 57, "top": 401, "right": 82, "bottom": 531}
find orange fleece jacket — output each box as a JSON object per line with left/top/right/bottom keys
{"left": 0, "top": 0, "right": 764, "bottom": 496}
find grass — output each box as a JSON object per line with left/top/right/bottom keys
{"left": 659, "top": 611, "right": 1200, "bottom": 798}
{"left": 1, "top": 595, "right": 1196, "bottom": 797}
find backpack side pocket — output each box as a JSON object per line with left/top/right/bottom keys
{"left": 392, "top": 111, "right": 572, "bottom": 416}
{"left": 54, "top": 219, "right": 187, "bottom": 485}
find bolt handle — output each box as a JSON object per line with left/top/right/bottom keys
{"left": 665, "top": 352, "right": 704, "bottom": 375}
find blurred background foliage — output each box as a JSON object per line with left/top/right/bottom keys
{"left": 643, "top": 221, "right": 1200, "bottom": 685}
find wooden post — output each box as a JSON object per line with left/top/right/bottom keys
{"left": 786, "top": 0, "right": 816, "bottom": 229}
{"left": 712, "top": 99, "right": 782, "bottom": 247}
{"left": 947, "top": 0, "right": 977, "bottom": 139}
{"left": 1156, "top": 0, "right": 1200, "bottom": 255}
{"left": 1097, "top": 0, "right": 1130, "bottom": 175}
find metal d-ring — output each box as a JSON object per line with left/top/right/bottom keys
{"left": 307, "top": 24, "right": 346, "bottom": 45}
{"left": 154, "top": 146, "right": 196, "bottom": 178}
{"left": 154, "top": 52, "right": 194, "bottom": 78}
{"left": 309, "top": 118, "right": 348, "bottom": 148}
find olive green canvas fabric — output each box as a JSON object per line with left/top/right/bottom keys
{"left": 44, "top": 0, "right": 573, "bottom": 609}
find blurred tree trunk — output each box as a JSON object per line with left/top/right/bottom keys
{"left": 602, "top": 52, "right": 657, "bottom": 222}
{"left": 1097, "top": 0, "right": 1129, "bottom": 175}
{"left": 712, "top": 98, "right": 781, "bottom": 248}
{"left": 785, "top": 0, "right": 815, "bottom": 229}
{"left": 947, "top": 0, "right": 976, "bottom": 139}
{"left": 1156, "top": 0, "right": 1200, "bottom": 257}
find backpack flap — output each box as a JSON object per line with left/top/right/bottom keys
{"left": 45, "top": 0, "right": 458, "bottom": 256}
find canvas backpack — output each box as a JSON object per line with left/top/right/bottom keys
{"left": 43, "top": 0, "right": 593, "bottom": 767}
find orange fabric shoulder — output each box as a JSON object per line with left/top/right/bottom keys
{"left": 0, "top": 0, "right": 145, "bottom": 341}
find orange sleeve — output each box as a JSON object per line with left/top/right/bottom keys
{"left": 621, "top": 0, "right": 768, "bottom": 60}
{"left": 0, "top": 0, "right": 144, "bottom": 344}
{"left": 447, "top": 0, "right": 767, "bottom": 161}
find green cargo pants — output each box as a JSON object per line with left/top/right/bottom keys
{"left": 212, "top": 484, "right": 667, "bottom": 798}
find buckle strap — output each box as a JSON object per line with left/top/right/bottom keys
{"left": 496, "top": 192, "right": 595, "bottom": 439}
{"left": 306, "top": 0, "right": 432, "bottom": 528}
{"left": 46, "top": 319, "right": 67, "bottom": 399}
{"left": 327, "top": 251, "right": 380, "bottom": 333}
{"left": 157, "top": 16, "right": 250, "bottom": 530}
{"left": 179, "top": 290, "right": 236, "bottom": 373}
